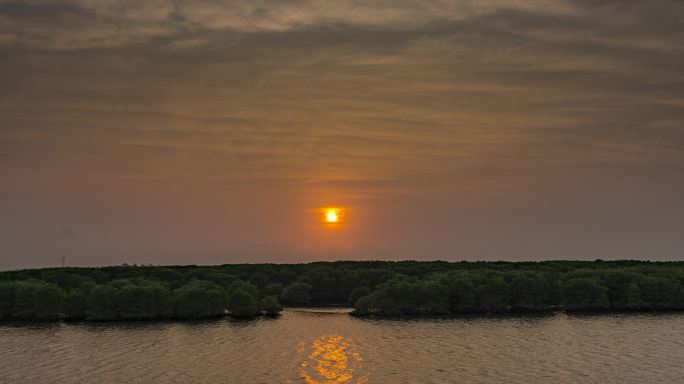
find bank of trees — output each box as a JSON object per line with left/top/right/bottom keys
{"left": 0, "top": 260, "right": 683, "bottom": 320}
{"left": 0, "top": 278, "right": 279, "bottom": 321}
{"left": 352, "top": 267, "right": 684, "bottom": 316}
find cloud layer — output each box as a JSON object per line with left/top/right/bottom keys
{"left": 1, "top": 0, "right": 683, "bottom": 268}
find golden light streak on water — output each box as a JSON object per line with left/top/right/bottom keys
{"left": 295, "top": 336, "right": 368, "bottom": 384}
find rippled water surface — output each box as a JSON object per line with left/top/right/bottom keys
{"left": 2, "top": 309, "right": 684, "bottom": 383}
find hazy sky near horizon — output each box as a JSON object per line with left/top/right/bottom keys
{"left": 1, "top": 0, "right": 683, "bottom": 269}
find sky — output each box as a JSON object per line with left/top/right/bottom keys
{"left": 1, "top": 0, "right": 683, "bottom": 269}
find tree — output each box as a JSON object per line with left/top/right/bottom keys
{"left": 347, "top": 287, "right": 370, "bottom": 307}
{"left": 149, "top": 282, "right": 174, "bottom": 317}
{"left": 416, "top": 280, "right": 450, "bottom": 314}
{"left": 305, "top": 269, "right": 339, "bottom": 303}
{"left": 12, "top": 281, "right": 39, "bottom": 318}
{"left": 473, "top": 273, "right": 509, "bottom": 313}
{"left": 65, "top": 282, "right": 95, "bottom": 319}
{"left": 602, "top": 270, "right": 639, "bottom": 309}
{"left": 11, "top": 280, "right": 64, "bottom": 319}
{"left": 509, "top": 271, "right": 548, "bottom": 311}
{"left": 117, "top": 281, "right": 173, "bottom": 320}
{"left": 639, "top": 276, "right": 680, "bottom": 309}
{"left": 561, "top": 277, "right": 609, "bottom": 311}
{"left": 353, "top": 294, "right": 373, "bottom": 316}
{"left": 353, "top": 290, "right": 400, "bottom": 316}
{"left": 376, "top": 276, "right": 420, "bottom": 314}
{"left": 443, "top": 273, "right": 476, "bottom": 313}
{"left": 86, "top": 284, "right": 119, "bottom": 321}
{"left": 227, "top": 280, "right": 259, "bottom": 299}
{"left": 280, "top": 282, "right": 313, "bottom": 305}
{"left": 1, "top": 261, "right": 683, "bottom": 319}
{"left": 0, "top": 281, "right": 16, "bottom": 318}
{"left": 262, "top": 283, "right": 285, "bottom": 297}
{"left": 625, "top": 282, "right": 642, "bottom": 309}
{"left": 338, "top": 272, "right": 363, "bottom": 302}
{"left": 228, "top": 290, "right": 259, "bottom": 317}
{"left": 173, "top": 281, "right": 227, "bottom": 319}
{"left": 32, "top": 283, "right": 65, "bottom": 319}
{"left": 41, "top": 270, "right": 92, "bottom": 291}
{"left": 249, "top": 272, "right": 270, "bottom": 288}
{"left": 203, "top": 272, "right": 237, "bottom": 290}
{"left": 259, "top": 295, "right": 282, "bottom": 316}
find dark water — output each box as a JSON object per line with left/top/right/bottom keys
{"left": 1, "top": 309, "right": 683, "bottom": 383}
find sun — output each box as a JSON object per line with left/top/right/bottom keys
{"left": 320, "top": 207, "right": 345, "bottom": 226}
{"left": 326, "top": 210, "right": 339, "bottom": 223}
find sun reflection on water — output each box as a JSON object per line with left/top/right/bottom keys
{"left": 293, "top": 336, "right": 368, "bottom": 384}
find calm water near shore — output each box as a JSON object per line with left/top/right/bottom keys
{"left": 1, "top": 308, "right": 683, "bottom": 383}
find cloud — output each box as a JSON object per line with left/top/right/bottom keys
{"left": 0, "top": 0, "right": 681, "bottom": 66}
{"left": 0, "top": 0, "right": 176, "bottom": 49}
{"left": 2, "top": 0, "right": 682, "bottom": 175}
{"left": 0, "top": 0, "right": 576, "bottom": 50}
{"left": 178, "top": 0, "right": 573, "bottom": 31}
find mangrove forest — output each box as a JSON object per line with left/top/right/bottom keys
{"left": 1, "top": 260, "right": 683, "bottom": 321}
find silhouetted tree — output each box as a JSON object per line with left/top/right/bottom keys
{"left": 249, "top": 272, "right": 270, "bottom": 288}
{"left": 0, "top": 281, "right": 16, "bottom": 318}
{"left": 353, "top": 290, "right": 400, "bottom": 316}
{"left": 473, "top": 273, "right": 509, "bottom": 313}
{"left": 259, "top": 295, "right": 282, "bottom": 316}
{"left": 227, "top": 280, "right": 259, "bottom": 299}
{"left": 117, "top": 281, "right": 173, "bottom": 319}
{"left": 1, "top": 261, "right": 683, "bottom": 320}
{"left": 64, "top": 282, "right": 95, "bottom": 319}
{"left": 347, "top": 287, "right": 370, "bottom": 306}
{"left": 639, "top": 276, "right": 680, "bottom": 309}
{"left": 262, "top": 283, "right": 285, "bottom": 297}
{"left": 280, "top": 282, "right": 313, "bottom": 305}
{"left": 353, "top": 294, "right": 373, "bottom": 316}
{"left": 442, "top": 273, "right": 476, "bottom": 313}
{"left": 509, "top": 271, "right": 548, "bottom": 311}
{"left": 12, "top": 281, "right": 39, "bottom": 318}
{"left": 87, "top": 284, "right": 119, "bottom": 321}
{"left": 561, "top": 277, "right": 610, "bottom": 311}
{"left": 173, "top": 280, "right": 227, "bottom": 319}
{"left": 9, "top": 280, "right": 64, "bottom": 319}
{"left": 32, "top": 282, "right": 65, "bottom": 319}
{"left": 416, "top": 280, "right": 450, "bottom": 314}
{"left": 227, "top": 290, "right": 258, "bottom": 317}
{"left": 601, "top": 270, "right": 639, "bottom": 309}
{"left": 625, "top": 282, "right": 643, "bottom": 309}
{"left": 203, "top": 272, "right": 237, "bottom": 291}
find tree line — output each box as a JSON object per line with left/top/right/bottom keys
{"left": 0, "top": 278, "right": 281, "bottom": 321}
{"left": 353, "top": 267, "right": 684, "bottom": 316}
{"left": 0, "top": 260, "right": 682, "bottom": 320}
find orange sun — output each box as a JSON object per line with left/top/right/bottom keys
{"left": 321, "top": 207, "right": 345, "bottom": 226}
{"left": 326, "top": 210, "right": 339, "bottom": 223}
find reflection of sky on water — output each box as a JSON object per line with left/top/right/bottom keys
{"left": 2, "top": 310, "right": 684, "bottom": 383}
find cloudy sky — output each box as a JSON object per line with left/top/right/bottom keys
{"left": 1, "top": 0, "right": 683, "bottom": 269}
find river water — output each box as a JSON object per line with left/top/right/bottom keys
{"left": 1, "top": 308, "right": 683, "bottom": 383}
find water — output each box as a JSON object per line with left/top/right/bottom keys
{"left": 1, "top": 309, "right": 683, "bottom": 383}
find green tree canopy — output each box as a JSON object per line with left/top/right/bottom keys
{"left": 259, "top": 295, "right": 282, "bottom": 316}
{"left": 173, "top": 280, "right": 227, "bottom": 319}
{"left": 228, "top": 290, "right": 259, "bottom": 317}
{"left": 87, "top": 284, "right": 119, "bottom": 321}
{"left": 347, "top": 286, "right": 370, "bottom": 307}
{"left": 562, "top": 277, "right": 610, "bottom": 311}
{"left": 280, "top": 282, "right": 313, "bottom": 305}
